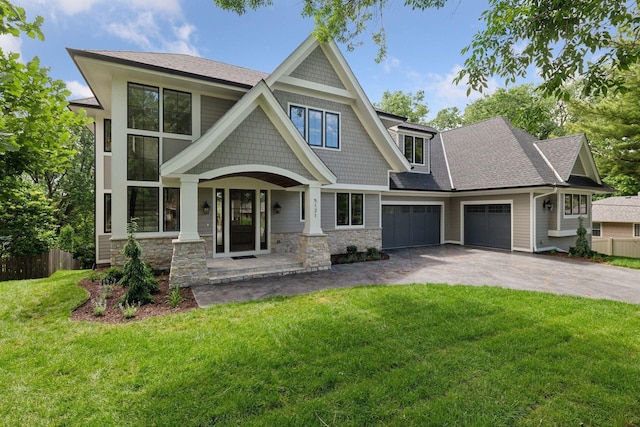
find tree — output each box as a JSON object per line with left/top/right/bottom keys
{"left": 427, "top": 107, "right": 463, "bottom": 131}
{"left": 568, "top": 64, "right": 640, "bottom": 196}
{"left": 120, "top": 220, "right": 157, "bottom": 305}
{"left": 462, "top": 84, "right": 563, "bottom": 139}
{"left": 211, "top": 0, "right": 639, "bottom": 97}
{"left": 374, "top": 90, "right": 429, "bottom": 124}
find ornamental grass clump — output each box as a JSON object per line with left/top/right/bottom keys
{"left": 119, "top": 220, "right": 156, "bottom": 305}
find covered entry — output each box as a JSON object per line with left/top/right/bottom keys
{"left": 464, "top": 204, "right": 511, "bottom": 250}
{"left": 382, "top": 205, "right": 441, "bottom": 249}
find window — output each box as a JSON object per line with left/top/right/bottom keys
{"left": 163, "top": 188, "right": 180, "bottom": 232}
{"left": 300, "top": 191, "right": 305, "bottom": 221}
{"left": 289, "top": 104, "right": 340, "bottom": 149}
{"left": 336, "top": 193, "right": 364, "bottom": 226}
{"left": 104, "top": 119, "right": 112, "bottom": 152}
{"left": 592, "top": 222, "right": 601, "bottom": 237}
{"left": 564, "top": 194, "right": 588, "bottom": 216}
{"left": 127, "top": 135, "right": 159, "bottom": 181}
{"left": 104, "top": 193, "right": 112, "bottom": 233}
{"left": 127, "top": 83, "right": 159, "bottom": 131}
{"left": 634, "top": 224, "right": 640, "bottom": 237}
{"left": 163, "top": 89, "right": 192, "bottom": 135}
{"left": 127, "top": 187, "right": 159, "bottom": 232}
{"left": 402, "top": 135, "right": 425, "bottom": 165}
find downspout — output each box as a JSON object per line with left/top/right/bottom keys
{"left": 532, "top": 186, "right": 558, "bottom": 253}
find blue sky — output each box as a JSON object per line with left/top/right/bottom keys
{"left": 3, "top": 0, "right": 539, "bottom": 118}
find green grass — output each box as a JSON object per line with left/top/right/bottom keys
{"left": 606, "top": 255, "right": 640, "bottom": 269}
{"left": 1, "top": 271, "right": 639, "bottom": 426}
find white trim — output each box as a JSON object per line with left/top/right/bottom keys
{"left": 439, "top": 133, "right": 456, "bottom": 190}
{"left": 275, "top": 76, "right": 353, "bottom": 102}
{"left": 335, "top": 192, "right": 366, "bottom": 229}
{"left": 562, "top": 193, "right": 589, "bottom": 218}
{"left": 460, "top": 200, "right": 514, "bottom": 250}
{"left": 194, "top": 164, "right": 314, "bottom": 185}
{"left": 287, "top": 102, "right": 342, "bottom": 150}
{"left": 513, "top": 246, "right": 531, "bottom": 253}
{"left": 323, "top": 183, "right": 388, "bottom": 192}
{"left": 533, "top": 142, "right": 564, "bottom": 183}
{"left": 548, "top": 229, "right": 587, "bottom": 237}
{"left": 399, "top": 133, "right": 427, "bottom": 166}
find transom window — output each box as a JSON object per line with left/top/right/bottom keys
{"left": 289, "top": 104, "right": 340, "bottom": 149}
{"left": 336, "top": 193, "right": 363, "bottom": 226}
{"left": 403, "top": 135, "right": 424, "bottom": 165}
{"left": 163, "top": 89, "right": 192, "bottom": 135}
{"left": 127, "top": 135, "right": 159, "bottom": 181}
{"left": 128, "top": 83, "right": 159, "bottom": 131}
{"left": 564, "top": 194, "right": 588, "bottom": 216}
{"left": 592, "top": 222, "right": 601, "bottom": 237}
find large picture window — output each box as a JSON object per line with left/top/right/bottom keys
{"left": 128, "top": 187, "right": 159, "bottom": 232}
{"left": 336, "top": 192, "right": 364, "bottom": 226}
{"left": 564, "top": 194, "right": 588, "bottom": 216}
{"left": 403, "top": 135, "right": 424, "bottom": 165}
{"left": 127, "top": 135, "right": 159, "bottom": 181}
{"left": 163, "top": 188, "right": 180, "bottom": 232}
{"left": 289, "top": 104, "right": 340, "bottom": 149}
{"left": 163, "top": 89, "right": 192, "bottom": 135}
{"left": 127, "top": 83, "right": 159, "bottom": 131}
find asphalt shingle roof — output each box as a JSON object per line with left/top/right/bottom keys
{"left": 68, "top": 49, "right": 269, "bottom": 88}
{"left": 397, "top": 122, "right": 439, "bottom": 135}
{"left": 535, "top": 134, "right": 584, "bottom": 181}
{"left": 68, "top": 96, "right": 100, "bottom": 107}
{"left": 593, "top": 195, "right": 640, "bottom": 223}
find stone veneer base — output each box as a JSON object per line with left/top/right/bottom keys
{"left": 297, "top": 233, "right": 331, "bottom": 269}
{"left": 169, "top": 239, "right": 209, "bottom": 288}
{"left": 111, "top": 236, "right": 175, "bottom": 270}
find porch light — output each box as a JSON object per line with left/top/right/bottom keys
{"left": 273, "top": 202, "right": 282, "bottom": 214}
{"left": 543, "top": 199, "right": 554, "bottom": 211}
{"left": 202, "top": 201, "right": 210, "bottom": 215}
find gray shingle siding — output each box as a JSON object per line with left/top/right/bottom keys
{"left": 271, "top": 190, "right": 304, "bottom": 233}
{"left": 290, "top": 46, "right": 346, "bottom": 89}
{"left": 321, "top": 192, "right": 335, "bottom": 231}
{"left": 273, "top": 90, "right": 393, "bottom": 186}
{"left": 97, "top": 235, "right": 111, "bottom": 261}
{"left": 365, "top": 193, "right": 380, "bottom": 228}
{"left": 186, "top": 107, "right": 315, "bottom": 180}
{"left": 162, "top": 137, "right": 191, "bottom": 163}
{"left": 201, "top": 95, "right": 236, "bottom": 135}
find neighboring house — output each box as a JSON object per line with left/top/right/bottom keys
{"left": 592, "top": 193, "right": 640, "bottom": 238}
{"left": 67, "top": 36, "right": 612, "bottom": 286}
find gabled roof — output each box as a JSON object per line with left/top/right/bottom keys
{"left": 593, "top": 194, "right": 640, "bottom": 223}
{"left": 535, "top": 134, "right": 584, "bottom": 182}
{"left": 67, "top": 49, "right": 268, "bottom": 88}
{"left": 396, "top": 122, "right": 438, "bottom": 135}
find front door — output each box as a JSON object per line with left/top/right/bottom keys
{"left": 230, "top": 189, "right": 255, "bottom": 252}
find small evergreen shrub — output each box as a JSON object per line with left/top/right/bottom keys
{"left": 103, "top": 267, "right": 124, "bottom": 283}
{"left": 345, "top": 253, "right": 358, "bottom": 263}
{"left": 346, "top": 245, "right": 358, "bottom": 255}
{"left": 119, "top": 220, "right": 154, "bottom": 305}
{"left": 366, "top": 247, "right": 381, "bottom": 260}
{"left": 571, "top": 216, "right": 593, "bottom": 258}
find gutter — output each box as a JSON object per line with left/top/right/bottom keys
{"left": 532, "top": 186, "right": 558, "bottom": 253}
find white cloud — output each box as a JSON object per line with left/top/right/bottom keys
{"left": 30, "top": 0, "right": 180, "bottom": 16}
{"left": 66, "top": 80, "right": 94, "bottom": 99}
{"left": 107, "top": 12, "right": 158, "bottom": 50}
{"left": 0, "top": 34, "right": 22, "bottom": 57}
{"left": 381, "top": 56, "right": 400, "bottom": 74}
{"left": 425, "top": 65, "right": 499, "bottom": 107}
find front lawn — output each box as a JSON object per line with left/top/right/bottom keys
{"left": 607, "top": 255, "right": 640, "bottom": 269}
{"left": 1, "top": 271, "right": 639, "bottom": 426}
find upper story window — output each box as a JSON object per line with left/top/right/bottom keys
{"left": 163, "top": 89, "right": 192, "bottom": 135}
{"left": 104, "top": 119, "right": 112, "bottom": 152}
{"left": 403, "top": 135, "right": 425, "bottom": 165}
{"left": 127, "top": 135, "right": 159, "bottom": 181}
{"left": 564, "top": 194, "right": 588, "bottom": 216}
{"left": 289, "top": 104, "right": 340, "bottom": 149}
{"left": 128, "top": 83, "right": 159, "bottom": 131}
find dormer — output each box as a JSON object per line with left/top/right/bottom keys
{"left": 391, "top": 122, "right": 438, "bottom": 174}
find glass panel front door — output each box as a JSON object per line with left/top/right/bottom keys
{"left": 230, "top": 189, "right": 255, "bottom": 252}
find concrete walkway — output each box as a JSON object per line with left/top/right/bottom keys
{"left": 191, "top": 245, "right": 640, "bottom": 307}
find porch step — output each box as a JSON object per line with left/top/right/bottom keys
{"left": 208, "top": 259, "right": 306, "bottom": 284}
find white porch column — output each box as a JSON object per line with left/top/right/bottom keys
{"left": 178, "top": 175, "right": 201, "bottom": 241}
{"left": 303, "top": 182, "right": 323, "bottom": 235}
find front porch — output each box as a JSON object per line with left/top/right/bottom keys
{"left": 207, "top": 252, "right": 310, "bottom": 284}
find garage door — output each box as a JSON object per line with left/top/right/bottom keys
{"left": 464, "top": 204, "right": 511, "bottom": 250}
{"left": 382, "top": 205, "right": 441, "bottom": 249}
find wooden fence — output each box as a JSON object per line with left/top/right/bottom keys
{"left": 592, "top": 238, "right": 640, "bottom": 259}
{"left": 0, "top": 249, "right": 81, "bottom": 281}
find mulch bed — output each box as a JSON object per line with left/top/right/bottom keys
{"left": 71, "top": 273, "right": 198, "bottom": 324}
{"left": 540, "top": 251, "right": 608, "bottom": 264}
{"left": 330, "top": 251, "right": 389, "bottom": 265}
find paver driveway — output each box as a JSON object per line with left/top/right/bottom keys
{"left": 192, "top": 245, "right": 640, "bottom": 306}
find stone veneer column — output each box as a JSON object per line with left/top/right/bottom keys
{"left": 169, "top": 176, "right": 209, "bottom": 287}
{"left": 297, "top": 233, "right": 331, "bottom": 270}
{"left": 169, "top": 239, "right": 209, "bottom": 287}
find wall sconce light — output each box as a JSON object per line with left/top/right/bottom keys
{"left": 273, "top": 202, "right": 282, "bottom": 214}
{"left": 543, "top": 199, "right": 554, "bottom": 211}
{"left": 202, "top": 201, "right": 210, "bottom": 215}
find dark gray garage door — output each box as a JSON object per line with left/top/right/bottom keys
{"left": 464, "top": 204, "right": 511, "bottom": 250}
{"left": 382, "top": 205, "right": 441, "bottom": 249}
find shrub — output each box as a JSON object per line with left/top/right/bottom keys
{"left": 345, "top": 253, "right": 358, "bottom": 263}
{"left": 119, "top": 301, "right": 139, "bottom": 319}
{"left": 167, "top": 285, "right": 184, "bottom": 308}
{"left": 57, "top": 225, "right": 74, "bottom": 253}
{"left": 119, "top": 220, "right": 154, "bottom": 305}
{"left": 88, "top": 270, "right": 101, "bottom": 281}
{"left": 366, "top": 247, "right": 381, "bottom": 260}
{"left": 572, "top": 216, "right": 593, "bottom": 258}
{"left": 100, "top": 284, "right": 114, "bottom": 299}
{"left": 92, "top": 298, "right": 106, "bottom": 317}
{"left": 103, "top": 267, "right": 124, "bottom": 283}
{"left": 346, "top": 245, "right": 358, "bottom": 255}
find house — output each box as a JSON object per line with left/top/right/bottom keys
{"left": 67, "top": 36, "right": 612, "bottom": 286}
{"left": 592, "top": 193, "right": 640, "bottom": 238}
